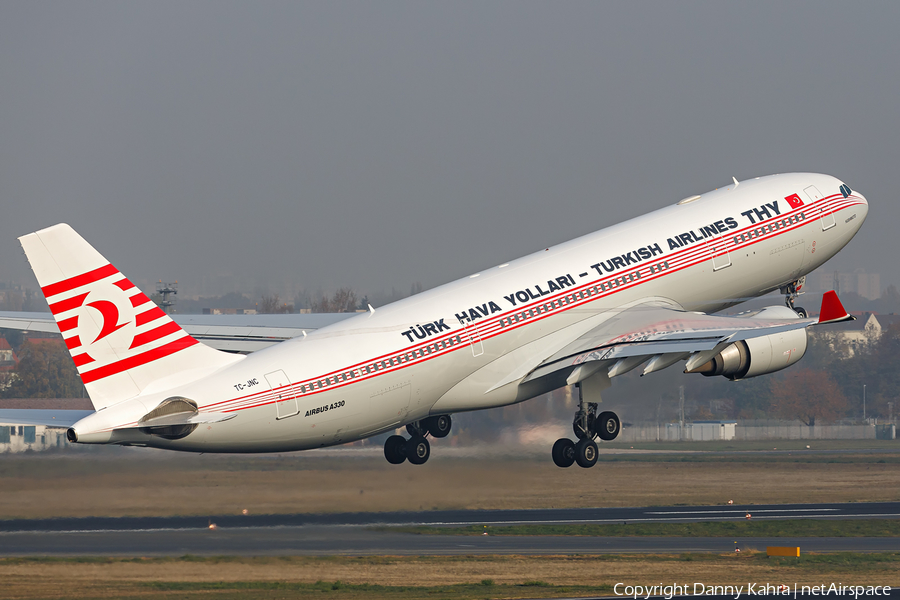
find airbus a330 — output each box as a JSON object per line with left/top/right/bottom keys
{"left": 0, "top": 173, "right": 865, "bottom": 468}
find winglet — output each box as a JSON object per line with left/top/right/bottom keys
{"left": 817, "top": 291, "right": 854, "bottom": 324}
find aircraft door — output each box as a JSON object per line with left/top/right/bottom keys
{"left": 705, "top": 232, "right": 732, "bottom": 271}
{"left": 460, "top": 318, "right": 484, "bottom": 357}
{"left": 266, "top": 370, "right": 298, "bottom": 420}
{"left": 804, "top": 185, "right": 835, "bottom": 231}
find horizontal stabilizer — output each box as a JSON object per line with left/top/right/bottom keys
{"left": 131, "top": 411, "right": 235, "bottom": 429}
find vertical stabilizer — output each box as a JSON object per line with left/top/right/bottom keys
{"left": 19, "top": 224, "right": 239, "bottom": 410}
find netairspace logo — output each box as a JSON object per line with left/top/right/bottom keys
{"left": 613, "top": 583, "right": 893, "bottom": 599}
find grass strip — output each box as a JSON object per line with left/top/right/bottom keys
{"left": 142, "top": 579, "right": 613, "bottom": 598}
{"left": 3, "top": 554, "right": 899, "bottom": 600}
{"left": 381, "top": 519, "right": 900, "bottom": 538}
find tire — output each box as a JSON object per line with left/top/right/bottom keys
{"left": 424, "top": 414, "right": 452, "bottom": 438}
{"left": 572, "top": 413, "right": 594, "bottom": 440}
{"left": 794, "top": 306, "right": 808, "bottom": 318}
{"left": 596, "top": 411, "right": 620, "bottom": 441}
{"left": 551, "top": 438, "right": 576, "bottom": 468}
{"left": 406, "top": 423, "right": 423, "bottom": 437}
{"left": 406, "top": 436, "right": 430, "bottom": 465}
{"left": 384, "top": 435, "right": 407, "bottom": 464}
{"left": 574, "top": 438, "right": 598, "bottom": 468}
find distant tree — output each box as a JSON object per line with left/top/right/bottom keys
{"left": 331, "top": 288, "right": 357, "bottom": 312}
{"left": 293, "top": 290, "right": 313, "bottom": 312}
{"left": 0, "top": 288, "right": 45, "bottom": 312}
{"left": 0, "top": 329, "right": 24, "bottom": 351}
{"left": 2, "top": 340, "right": 82, "bottom": 399}
{"left": 312, "top": 288, "right": 358, "bottom": 313}
{"left": 260, "top": 294, "right": 279, "bottom": 314}
{"left": 770, "top": 368, "right": 848, "bottom": 426}
{"left": 259, "top": 294, "right": 293, "bottom": 314}
{"left": 856, "top": 322, "right": 900, "bottom": 419}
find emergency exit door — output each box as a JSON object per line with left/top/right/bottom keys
{"left": 804, "top": 185, "right": 835, "bottom": 231}
{"left": 266, "top": 370, "right": 298, "bottom": 419}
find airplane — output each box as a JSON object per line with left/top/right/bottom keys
{"left": 0, "top": 172, "right": 865, "bottom": 468}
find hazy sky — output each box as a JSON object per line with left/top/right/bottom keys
{"left": 1, "top": 2, "right": 897, "bottom": 300}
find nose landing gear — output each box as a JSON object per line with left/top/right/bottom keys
{"left": 781, "top": 277, "right": 807, "bottom": 318}
{"left": 383, "top": 414, "right": 452, "bottom": 465}
{"left": 552, "top": 384, "right": 619, "bottom": 468}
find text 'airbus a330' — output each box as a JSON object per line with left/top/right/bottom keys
{"left": 0, "top": 173, "right": 865, "bottom": 468}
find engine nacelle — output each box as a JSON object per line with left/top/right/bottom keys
{"left": 688, "top": 309, "right": 808, "bottom": 380}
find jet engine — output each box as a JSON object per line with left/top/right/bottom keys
{"left": 686, "top": 308, "right": 808, "bottom": 380}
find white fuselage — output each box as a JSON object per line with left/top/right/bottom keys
{"left": 80, "top": 173, "right": 868, "bottom": 451}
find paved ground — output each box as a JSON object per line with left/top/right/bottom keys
{"left": 2, "top": 501, "right": 898, "bottom": 556}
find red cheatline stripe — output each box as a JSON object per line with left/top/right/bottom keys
{"left": 136, "top": 307, "right": 166, "bottom": 327}
{"left": 49, "top": 293, "right": 88, "bottom": 316}
{"left": 130, "top": 293, "right": 151, "bottom": 308}
{"left": 64, "top": 336, "right": 82, "bottom": 350}
{"left": 129, "top": 321, "right": 182, "bottom": 349}
{"left": 80, "top": 336, "right": 198, "bottom": 384}
{"left": 217, "top": 197, "right": 862, "bottom": 413}
{"left": 72, "top": 353, "right": 94, "bottom": 367}
{"left": 57, "top": 316, "right": 79, "bottom": 332}
{"left": 42, "top": 264, "right": 118, "bottom": 298}
{"left": 212, "top": 196, "right": 859, "bottom": 414}
{"left": 113, "top": 278, "right": 136, "bottom": 291}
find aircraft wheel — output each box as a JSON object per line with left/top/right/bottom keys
{"left": 795, "top": 306, "right": 808, "bottom": 318}
{"left": 596, "top": 411, "right": 620, "bottom": 441}
{"left": 424, "top": 414, "right": 452, "bottom": 438}
{"left": 574, "top": 438, "right": 598, "bottom": 468}
{"left": 572, "top": 413, "right": 595, "bottom": 440}
{"left": 551, "top": 438, "right": 576, "bottom": 468}
{"left": 384, "top": 435, "right": 407, "bottom": 464}
{"left": 406, "top": 436, "right": 430, "bottom": 465}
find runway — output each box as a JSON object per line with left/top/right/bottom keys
{"left": 2, "top": 502, "right": 898, "bottom": 557}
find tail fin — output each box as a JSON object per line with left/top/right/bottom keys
{"left": 19, "top": 224, "right": 239, "bottom": 410}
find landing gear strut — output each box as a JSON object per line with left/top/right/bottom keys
{"left": 781, "top": 277, "right": 807, "bottom": 318}
{"left": 552, "top": 383, "right": 619, "bottom": 468}
{"left": 383, "top": 414, "right": 452, "bottom": 465}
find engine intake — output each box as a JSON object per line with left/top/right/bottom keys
{"left": 687, "top": 328, "right": 807, "bottom": 380}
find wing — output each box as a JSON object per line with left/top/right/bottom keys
{"left": 0, "top": 409, "right": 95, "bottom": 428}
{"left": 0, "top": 311, "right": 60, "bottom": 334}
{"left": 0, "top": 311, "right": 355, "bottom": 353}
{"left": 516, "top": 291, "right": 851, "bottom": 387}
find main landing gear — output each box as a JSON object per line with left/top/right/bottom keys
{"left": 552, "top": 386, "right": 620, "bottom": 468}
{"left": 782, "top": 277, "right": 807, "bottom": 318}
{"left": 383, "top": 414, "right": 452, "bottom": 466}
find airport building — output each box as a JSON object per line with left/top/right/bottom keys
{"left": 0, "top": 423, "right": 67, "bottom": 453}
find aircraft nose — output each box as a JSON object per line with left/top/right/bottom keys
{"left": 855, "top": 190, "right": 868, "bottom": 218}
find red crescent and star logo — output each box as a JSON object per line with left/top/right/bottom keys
{"left": 86, "top": 300, "right": 130, "bottom": 344}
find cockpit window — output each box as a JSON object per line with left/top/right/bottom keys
{"left": 839, "top": 184, "right": 851, "bottom": 198}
